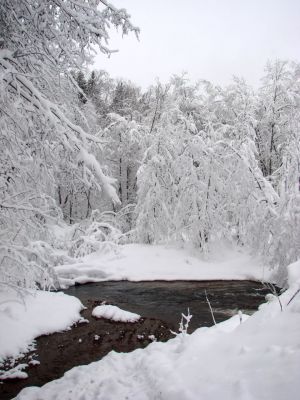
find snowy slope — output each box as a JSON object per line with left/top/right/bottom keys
{"left": 56, "top": 243, "right": 270, "bottom": 288}
{"left": 0, "top": 291, "right": 84, "bottom": 363}
{"left": 15, "top": 261, "right": 300, "bottom": 400}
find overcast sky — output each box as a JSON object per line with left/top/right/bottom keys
{"left": 93, "top": 0, "right": 300, "bottom": 89}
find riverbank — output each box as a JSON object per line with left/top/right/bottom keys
{"left": 1, "top": 244, "right": 294, "bottom": 399}
{"left": 13, "top": 261, "right": 300, "bottom": 400}
{"left": 0, "top": 280, "right": 272, "bottom": 399}
{"left": 56, "top": 243, "right": 271, "bottom": 288}
{"left": 0, "top": 297, "right": 172, "bottom": 400}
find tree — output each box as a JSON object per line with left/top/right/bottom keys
{"left": 76, "top": 71, "right": 88, "bottom": 103}
{"left": 0, "top": 0, "right": 138, "bottom": 293}
{"left": 256, "top": 61, "right": 300, "bottom": 180}
{"left": 104, "top": 113, "right": 143, "bottom": 208}
{"left": 110, "top": 80, "right": 141, "bottom": 118}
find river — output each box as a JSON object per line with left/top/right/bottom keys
{"left": 0, "top": 280, "right": 273, "bottom": 400}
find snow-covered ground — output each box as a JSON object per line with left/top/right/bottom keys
{"left": 0, "top": 291, "right": 84, "bottom": 364}
{"left": 0, "top": 243, "right": 266, "bottom": 369}
{"left": 14, "top": 261, "right": 300, "bottom": 400}
{"left": 56, "top": 243, "right": 271, "bottom": 288}
{"left": 1, "top": 244, "right": 299, "bottom": 399}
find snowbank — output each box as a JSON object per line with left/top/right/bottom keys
{"left": 287, "top": 259, "right": 300, "bottom": 288}
{"left": 56, "top": 243, "right": 269, "bottom": 288}
{"left": 15, "top": 261, "right": 300, "bottom": 400}
{"left": 92, "top": 305, "right": 140, "bottom": 323}
{"left": 0, "top": 290, "right": 84, "bottom": 363}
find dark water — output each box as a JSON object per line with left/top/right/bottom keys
{"left": 0, "top": 280, "right": 273, "bottom": 400}
{"left": 65, "top": 280, "right": 272, "bottom": 332}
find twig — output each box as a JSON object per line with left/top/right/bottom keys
{"left": 287, "top": 288, "right": 300, "bottom": 306}
{"left": 205, "top": 290, "right": 216, "bottom": 325}
{"left": 264, "top": 282, "right": 283, "bottom": 311}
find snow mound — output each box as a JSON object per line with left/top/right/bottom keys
{"left": 92, "top": 305, "right": 140, "bottom": 323}
{"left": 287, "top": 259, "right": 300, "bottom": 287}
{"left": 0, "top": 291, "right": 84, "bottom": 363}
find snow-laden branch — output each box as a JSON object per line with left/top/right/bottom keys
{"left": 0, "top": 49, "right": 119, "bottom": 202}
{"left": 78, "top": 148, "right": 120, "bottom": 205}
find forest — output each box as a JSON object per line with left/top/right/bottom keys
{"left": 1, "top": 0, "right": 299, "bottom": 292}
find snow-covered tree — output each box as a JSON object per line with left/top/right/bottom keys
{"left": 0, "top": 0, "right": 138, "bottom": 292}
{"left": 256, "top": 61, "right": 300, "bottom": 180}
{"left": 103, "top": 113, "right": 143, "bottom": 208}
{"left": 135, "top": 72, "right": 300, "bottom": 282}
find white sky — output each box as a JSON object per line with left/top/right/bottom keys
{"left": 93, "top": 0, "right": 300, "bottom": 89}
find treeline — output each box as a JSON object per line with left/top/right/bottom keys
{"left": 68, "top": 63, "right": 300, "bottom": 285}
{"left": 1, "top": 2, "right": 299, "bottom": 293}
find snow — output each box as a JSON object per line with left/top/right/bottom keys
{"left": 0, "top": 364, "right": 29, "bottom": 380}
{"left": 92, "top": 304, "right": 140, "bottom": 323}
{"left": 78, "top": 147, "right": 120, "bottom": 205}
{"left": 287, "top": 259, "right": 300, "bottom": 287}
{"left": 0, "top": 290, "right": 84, "bottom": 363}
{"left": 56, "top": 243, "right": 270, "bottom": 288}
{"left": 28, "top": 360, "right": 40, "bottom": 366}
{"left": 2, "top": 246, "right": 300, "bottom": 399}
{"left": 14, "top": 277, "right": 300, "bottom": 399}
{"left": 13, "top": 258, "right": 300, "bottom": 400}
